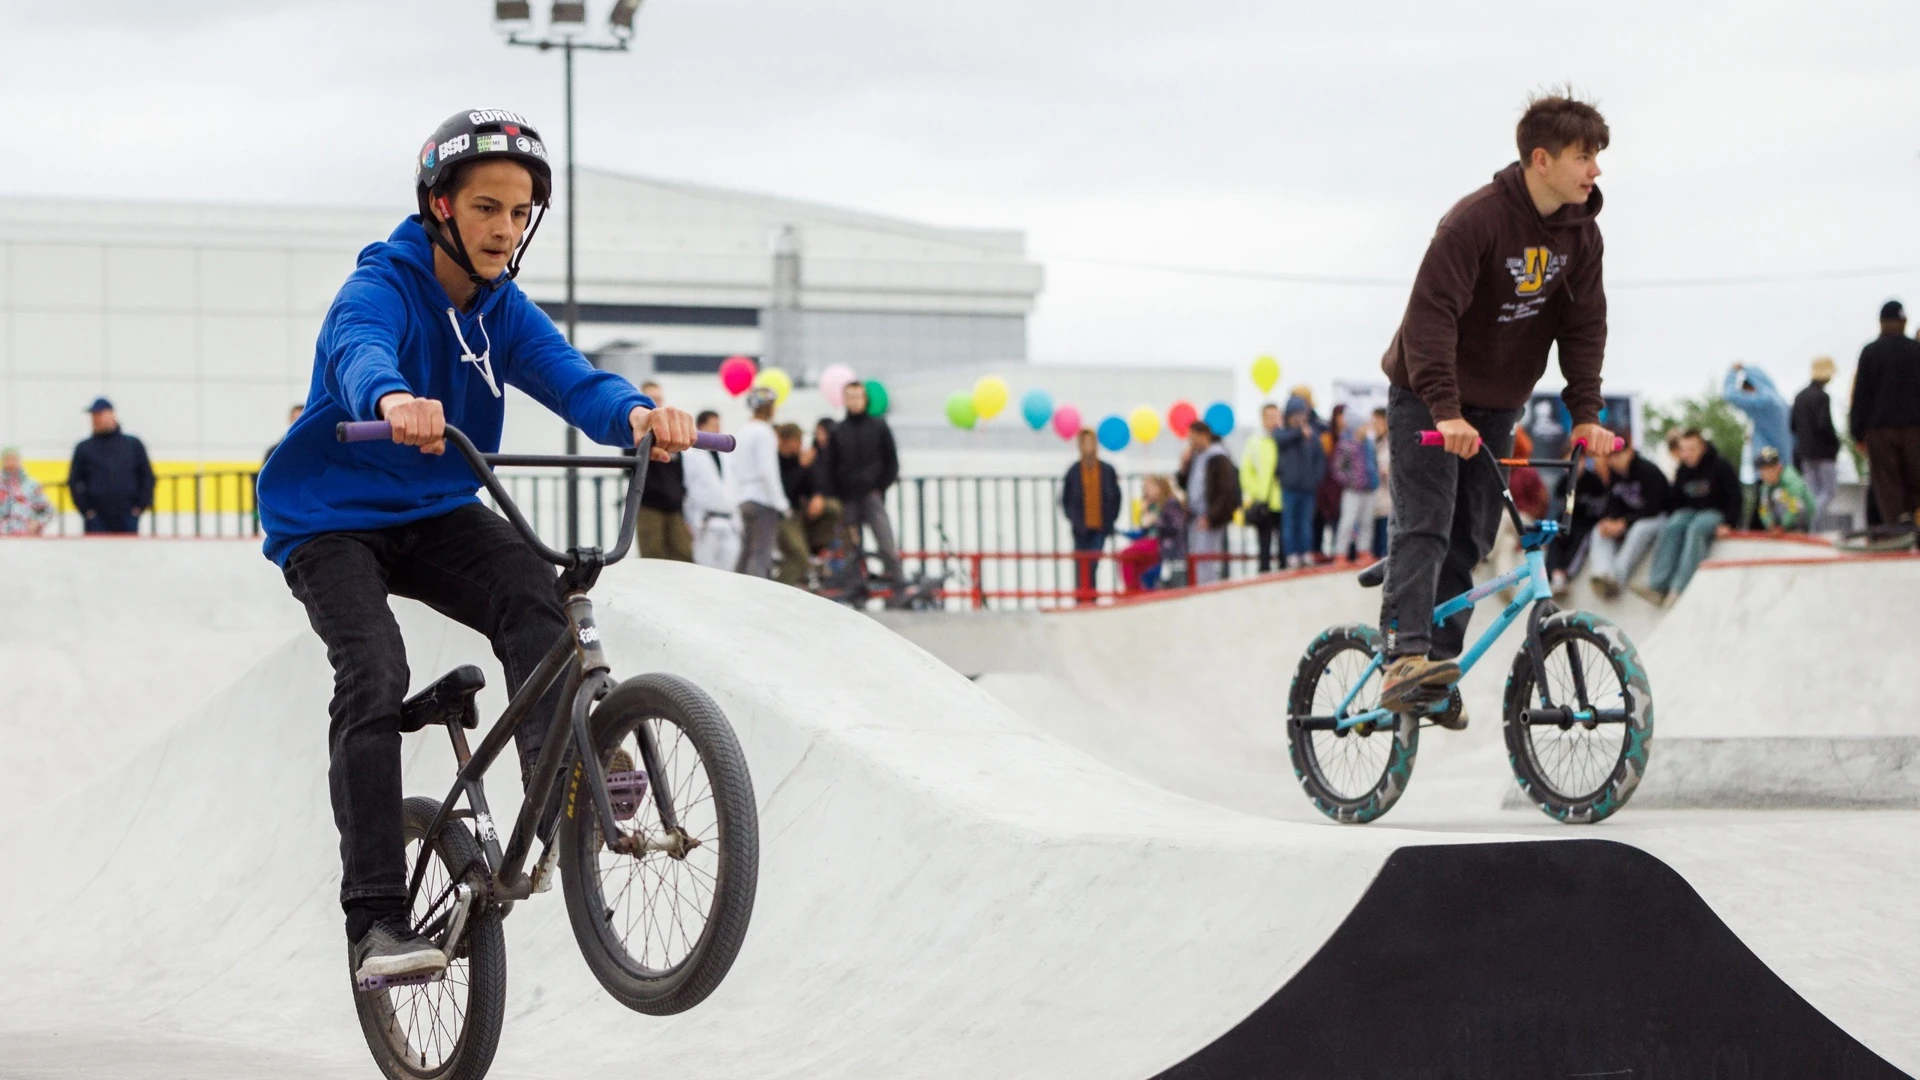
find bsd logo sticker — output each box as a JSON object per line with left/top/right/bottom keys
{"left": 436, "top": 132, "right": 472, "bottom": 164}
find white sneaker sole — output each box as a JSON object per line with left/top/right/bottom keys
{"left": 356, "top": 946, "right": 448, "bottom": 981}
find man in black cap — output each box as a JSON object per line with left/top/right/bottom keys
{"left": 67, "top": 397, "right": 154, "bottom": 534}
{"left": 1849, "top": 300, "right": 1920, "bottom": 530}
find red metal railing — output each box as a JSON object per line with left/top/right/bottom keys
{"left": 898, "top": 548, "right": 1293, "bottom": 610}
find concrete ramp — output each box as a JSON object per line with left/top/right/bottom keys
{"left": 0, "top": 549, "right": 1909, "bottom": 1076}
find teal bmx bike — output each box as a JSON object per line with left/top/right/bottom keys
{"left": 1286, "top": 432, "right": 1654, "bottom": 825}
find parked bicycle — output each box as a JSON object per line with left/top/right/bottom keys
{"left": 334, "top": 419, "right": 760, "bottom": 1080}
{"left": 1286, "top": 432, "right": 1654, "bottom": 825}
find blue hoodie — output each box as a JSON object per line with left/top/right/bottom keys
{"left": 258, "top": 216, "right": 652, "bottom": 566}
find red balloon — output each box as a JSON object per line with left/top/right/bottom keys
{"left": 719, "top": 355, "right": 757, "bottom": 396}
{"left": 1168, "top": 400, "right": 1198, "bottom": 438}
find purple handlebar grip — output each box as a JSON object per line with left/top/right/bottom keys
{"left": 692, "top": 431, "right": 735, "bottom": 453}
{"left": 337, "top": 421, "right": 393, "bottom": 443}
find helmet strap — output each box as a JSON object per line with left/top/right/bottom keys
{"left": 418, "top": 189, "right": 491, "bottom": 293}
{"left": 504, "top": 201, "right": 547, "bottom": 282}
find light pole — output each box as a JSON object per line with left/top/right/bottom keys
{"left": 494, "top": 0, "right": 644, "bottom": 548}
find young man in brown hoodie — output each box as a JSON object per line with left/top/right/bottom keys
{"left": 1376, "top": 92, "right": 1616, "bottom": 720}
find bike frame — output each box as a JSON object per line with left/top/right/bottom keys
{"left": 338, "top": 424, "right": 691, "bottom": 916}
{"left": 1316, "top": 444, "right": 1603, "bottom": 734}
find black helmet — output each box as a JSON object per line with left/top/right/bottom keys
{"left": 415, "top": 109, "right": 554, "bottom": 289}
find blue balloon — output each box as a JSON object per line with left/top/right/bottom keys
{"left": 1204, "top": 401, "right": 1236, "bottom": 438}
{"left": 1020, "top": 388, "right": 1055, "bottom": 431}
{"left": 1097, "top": 414, "right": 1131, "bottom": 452}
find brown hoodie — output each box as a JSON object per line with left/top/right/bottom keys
{"left": 1380, "top": 162, "right": 1607, "bottom": 425}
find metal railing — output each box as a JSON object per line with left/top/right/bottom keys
{"left": 40, "top": 472, "right": 262, "bottom": 538}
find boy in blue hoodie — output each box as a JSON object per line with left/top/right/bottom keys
{"left": 257, "top": 110, "right": 695, "bottom": 983}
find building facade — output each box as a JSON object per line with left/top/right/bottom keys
{"left": 0, "top": 168, "right": 1043, "bottom": 466}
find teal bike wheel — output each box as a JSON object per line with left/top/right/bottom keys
{"left": 1287, "top": 624, "right": 1419, "bottom": 824}
{"left": 1502, "top": 611, "right": 1654, "bottom": 823}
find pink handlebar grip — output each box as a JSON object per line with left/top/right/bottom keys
{"left": 1573, "top": 436, "right": 1627, "bottom": 453}
{"left": 1417, "top": 430, "right": 1445, "bottom": 447}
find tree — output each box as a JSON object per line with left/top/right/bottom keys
{"left": 1644, "top": 388, "right": 1748, "bottom": 466}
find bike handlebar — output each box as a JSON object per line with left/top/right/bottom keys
{"left": 336, "top": 420, "right": 735, "bottom": 454}
{"left": 1416, "top": 429, "right": 1623, "bottom": 462}
{"left": 333, "top": 420, "right": 732, "bottom": 570}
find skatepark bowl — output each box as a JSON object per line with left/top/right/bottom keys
{"left": 2, "top": 536, "right": 1916, "bottom": 1078}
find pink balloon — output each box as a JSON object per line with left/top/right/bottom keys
{"left": 719, "top": 355, "right": 756, "bottom": 396}
{"left": 1051, "top": 404, "right": 1081, "bottom": 440}
{"left": 819, "top": 363, "right": 856, "bottom": 409}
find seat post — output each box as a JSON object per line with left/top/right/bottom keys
{"left": 447, "top": 724, "right": 474, "bottom": 769}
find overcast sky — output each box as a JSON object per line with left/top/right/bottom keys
{"left": 5, "top": 0, "right": 1918, "bottom": 403}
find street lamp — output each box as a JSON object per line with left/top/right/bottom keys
{"left": 494, "top": 0, "right": 644, "bottom": 549}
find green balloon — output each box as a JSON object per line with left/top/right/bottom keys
{"left": 945, "top": 390, "right": 978, "bottom": 430}
{"left": 864, "top": 379, "right": 890, "bottom": 417}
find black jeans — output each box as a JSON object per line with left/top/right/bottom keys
{"left": 282, "top": 503, "right": 567, "bottom": 914}
{"left": 1379, "top": 386, "right": 1522, "bottom": 659}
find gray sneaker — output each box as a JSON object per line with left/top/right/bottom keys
{"left": 352, "top": 916, "right": 447, "bottom": 983}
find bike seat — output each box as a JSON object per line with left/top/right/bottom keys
{"left": 1357, "top": 558, "right": 1388, "bottom": 589}
{"left": 398, "top": 665, "right": 486, "bottom": 733}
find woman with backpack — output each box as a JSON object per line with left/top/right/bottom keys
{"left": 1330, "top": 413, "right": 1381, "bottom": 563}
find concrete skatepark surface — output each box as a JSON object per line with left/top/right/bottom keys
{"left": 1, "top": 540, "right": 1915, "bottom": 1076}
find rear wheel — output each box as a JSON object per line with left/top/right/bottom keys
{"left": 1286, "top": 624, "right": 1419, "bottom": 824}
{"left": 352, "top": 796, "right": 506, "bottom": 1080}
{"left": 1503, "top": 612, "right": 1654, "bottom": 823}
{"left": 559, "top": 673, "right": 759, "bottom": 1015}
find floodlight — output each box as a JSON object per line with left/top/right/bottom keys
{"left": 550, "top": 1, "right": 587, "bottom": 31}
{"left": 494, "top": 0, "right": 532, "bottom": 23}
{"left": 609, "top": 0, "right": 643, "bottom": 35}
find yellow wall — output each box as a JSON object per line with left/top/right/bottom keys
{"left": 22, "top": 460, "right": 260, "bottom": 514}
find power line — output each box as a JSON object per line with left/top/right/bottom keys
{"left": 1042, "top": 253, "right": 1917, "bottom": 291}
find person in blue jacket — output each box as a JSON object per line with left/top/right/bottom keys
{"left": 257, "top": 109, "right": 695, "bottom": 984}
{"left": 1722, "top": 362, "right": 1792, "bottom": 484}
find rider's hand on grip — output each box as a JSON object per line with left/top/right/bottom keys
{"left": 631, "top": 404, "right": 697, "bottom": 463}
{"left": 1570, "top": 423, "right": 1623, "bottom": 455}
{"left": 379, "top": 393, "right": 447, "bottom": 456}
{"left": 1434, "top": 417, "right": 1481, "bottom": 459}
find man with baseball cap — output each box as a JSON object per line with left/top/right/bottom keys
{"left": 1850, "top": 300, "right": 1920, "bottom": 530}
{"left": 67, "top": 397, "right": 154, "bottom": 534}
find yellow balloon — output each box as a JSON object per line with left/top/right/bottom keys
{"left": 752, "top": 367, "right": 793, "bottom": 406}
{"left": 972, "top": 375, "right": 1010, "bottom": 420}
{"left": 1251, "top": 355, "right": 1280, "bottom": 394}
{"left": 1128, "top": 405, "right": 1161, "bottom": 444}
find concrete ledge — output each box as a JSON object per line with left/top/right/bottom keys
{"left": 1503, "top": 736, "right": 1920, "bottom": 810}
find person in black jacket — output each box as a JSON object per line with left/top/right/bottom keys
{"left": 1638, "top": 429, "right": 1740, "bottom": 606}
{"left": 1585, "top": 439, "right": 1671, "bottom": 598}
{"left": 1060, "top": 428, "right": 1123, "bottom": 604}
{"left": 773, "top": 422, "right": 841, "bottom": 588}
{"left": 68, "top": 398, "right": 154, "bottom": 534}
{"left": 1791, "top": 356, "right": 1842, "bottom": 528}
{"left": 820, "top": 381, "right": 903, "bottom": 584}
{"left": 1849, "top": 301, "right": 1920, "bottom": 528}
{"left": 633, "top": 381, "right": 692, "bottom": 561}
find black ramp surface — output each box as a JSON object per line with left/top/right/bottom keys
{"left": 1155, "top": 839, "right": 1908, "bottom": 1080}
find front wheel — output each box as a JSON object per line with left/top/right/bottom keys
{"left": 1503, "top": 611, "right": 1654, "bottom": 824}
{"left": 1286, "top": 624, "right": 1420, "bottom": 824}
{"left": 559, "top": 673, "right": 759, "bottom": 1015}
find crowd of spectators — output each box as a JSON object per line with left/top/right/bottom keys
{"left": 633, "top": 378, "right": 908, "bottom": 599}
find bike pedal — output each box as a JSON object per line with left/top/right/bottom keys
{"left": 356, "top": 968, "right": 445, "bottom": 993}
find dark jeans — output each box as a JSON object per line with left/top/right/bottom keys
{"left": 83, "top": 510, "right": 140, "bottom": 534}
{"left": 842, "top": 491, "right": 903, "bottom": 582}
{"left": 282, "top": 503, "right": 567, "bottom": 916}
{"left": 1866, "top": 425, "right": 1920, "bottom": 524}
{"left": 1380, "top": 386, "right": 1521, "bottom": 659}
{"left": 1281, "top": 489, "right": 1316, "bottom": 558}
{"left": 1070, "top": 527, "right": 1110, "bottom": 604}
{"left": 1250, "top": 511, "right": 1278, "bottom": 572}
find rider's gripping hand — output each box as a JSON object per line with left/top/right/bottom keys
{"left": 1570, "top": 422, "right": 1616, "bottom": 457}
{"left": 631, "top": 404, "right": 695, "bottom": 463}
{"left": 379, "top": 392, "right": 446, "bottom": 455}
{"left": 1435, "top": 417, "right": 1480, "bottom": 459}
